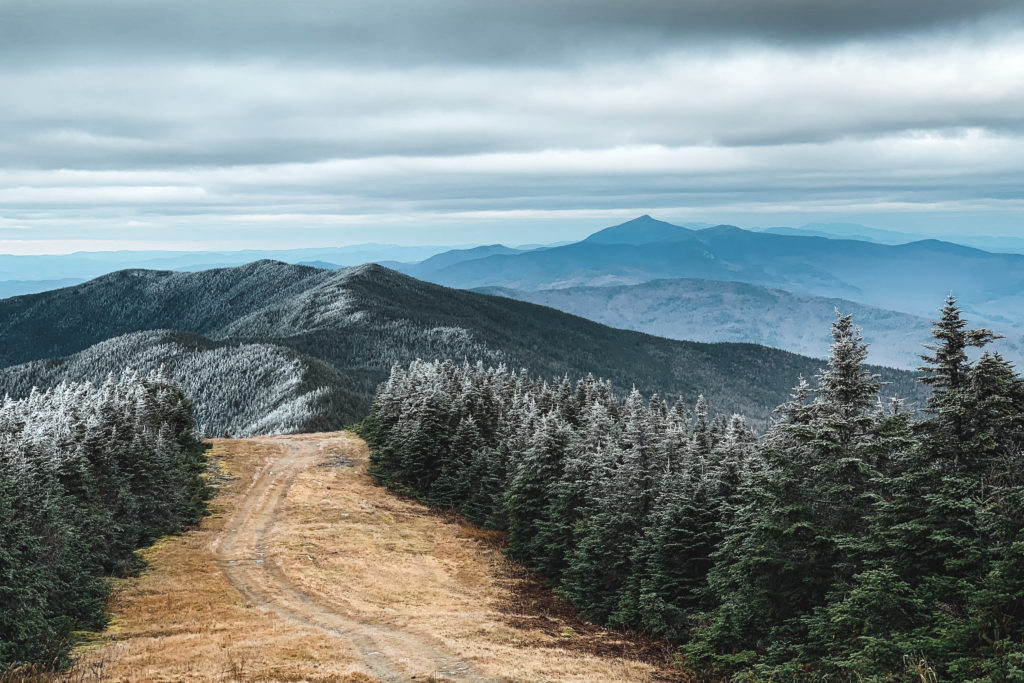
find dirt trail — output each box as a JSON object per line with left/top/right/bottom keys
{"left": 211, "top": 435, "right": 499, "bottom": 683}
{"left": 67, "top": 432, "right": 668, "bottom": 682}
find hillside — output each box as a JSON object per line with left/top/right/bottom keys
{"left": 410, "top": 216, "right": 1024, "bottom": 334}
{"left": 0, "top": 330, "right": 362, "bottom": 437}
{"left": 479, "top": 279, "right": 1024, "bottom": 370}
{"left": 0, "top": 260, "right": 334, "bottom": 368}
{"left": 0, "top": 261, "right": 921, "bottom": 433}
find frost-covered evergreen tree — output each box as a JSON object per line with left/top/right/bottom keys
{"left": 0, "top": 371, "right": 208, "bottom": 669}
{"left": 685, "top": 312, "right": 884, "bottom": 675}
{"left": 364, "top": 300, "right": 1024, "bottom": 681}
{"left": 505, "top": 412, "right": 575, "bottom": 573}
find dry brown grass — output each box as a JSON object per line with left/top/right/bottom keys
{"left": 56, "top": 432, "right": 689, "bottom": 683}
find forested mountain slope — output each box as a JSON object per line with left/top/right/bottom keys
{"left": 0, "top": 330, "right": 362, "bottom": 437}
{"left": 479, "top": 279, "right": 1024, "bottom": 370}
{"left": 0, "top": 262, "right": 921, "bottom": 433}
{"left": 0, "top": 260, "right": 333, "bottom": 368}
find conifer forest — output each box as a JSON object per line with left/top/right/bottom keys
{"left": 0, "top": 371, "right": 208, "bottom": 667}
{"left": 363, "top": 299, "right": 1024, "bottom": 681}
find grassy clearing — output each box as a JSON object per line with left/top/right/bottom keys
{"left": 43, "top": 433, "right": 687, "bottom": 682}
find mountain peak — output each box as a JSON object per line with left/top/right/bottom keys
{"left": 620, "top": 214, "right": 661, "bottom": 226}
{"left": 583, "top": 215, "right": 694, "bottom": 245}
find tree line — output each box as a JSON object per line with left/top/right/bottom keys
{"left": 0, "top": 370, "right": 208, "bottom": 669}
{"left": 361, "top": 296, "right": 1024, "bottom": 681}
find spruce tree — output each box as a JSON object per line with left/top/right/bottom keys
{"left": 687, "top": 312, "right": 882, "bottom": 675}
{"left": 0, "top": 373, "right": 208, "bottom": 668}
{"left": 613, "top": 458, "right": 721, "bottom": 640}
{"left": 430, "top": 414, "right": 482, "bottom": 508}
{"left": 504, "top": 413, "right": 573, "bottom": 572}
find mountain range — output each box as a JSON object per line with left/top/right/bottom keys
{"left": 0, "top": 243, "right": 461, "bottom": 283}
{"left": 4, "top": 213, "right": 1018, "bottom": 429}
{"left": 755, "top": 222, "right": 1024, "bottom": 255}
{"left": 406, "top": 216, "right": 1024, "bottom": 338}
{"left": 0, "top": 261, "right": 921, "bottom": 435}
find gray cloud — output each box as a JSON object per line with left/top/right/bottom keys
{"left": 1, "top": 2, "right": 1023, "bottom": 251}
{"left": 3, "top": 0, "right": 1022, "bottom": 67}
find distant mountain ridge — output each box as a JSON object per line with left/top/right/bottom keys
{"left": 0, "top": 261, "right": 922, "bottom": 435}
{"left": 6, "top": 217, "right": 1024, "bottom": 305}
{"left": 0, "top": 277, "right": 85, "bottom": 299}
{"left": 0, "top": 243, "right": 461, "bottom": 283}
{"left": 6, "top": 218, "right": 1024, "bottom": 300}
{"left": 405, "top": 217, "right": 1024, "bottom": 338}
{"left": 755, "top": 222, "right": 1024, "bottom": 255}
{"left": 392, "top": 244, "right": 525, "bottom": 278}
{"left": 478, "top": 278, "right": 1024, "bottom": 370}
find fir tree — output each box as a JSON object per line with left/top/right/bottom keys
{"left": 687, "top": 312, "right": 883, "bottom": 674}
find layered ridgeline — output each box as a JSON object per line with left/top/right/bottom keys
{"left": 408, "top": 216, "right": 1024, "bottom": 338}
{"left": 0, "top": 371, "right": 208, "bottom": 668}
{"left": 755, "top": 221, "right": 1024, "bottom": 255}
{"left": 364, "top": 302, "right": 1024, "bottom": 681}
{"left": 0, "top": 261, "right": 920, "bottom": 435}
{"left": 478, "top": 279, "right": 940, "bottom": 370}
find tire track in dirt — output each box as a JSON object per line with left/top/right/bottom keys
{"left": 211, "top": 434, "right": 501, "bottom": 683}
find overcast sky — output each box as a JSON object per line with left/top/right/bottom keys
{"left": 2, "top": 0, "right": 1024, "bottom": 253}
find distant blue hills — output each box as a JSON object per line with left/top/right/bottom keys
{"left": 758, "top": 222, "right": 1024, "bottom": 254}
{"left": 0, "top": 243, "right": 460, "bottom": 283}
{"left": 407, "top": 216, "right": 1024, "bottom": 321}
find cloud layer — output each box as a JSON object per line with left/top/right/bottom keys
{"left": 1, "top": 1, "right": 1023, "bottom": 251}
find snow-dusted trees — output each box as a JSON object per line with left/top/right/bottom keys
{"left": 0, "top": 371, "right": 208, "bottom": 668}
{"left": 361, "top": 360, "right": 755, "bottom": 644}
{"left": 0, "top": 330, "right": 362, "bottom": 438}
{"left": 364, "top": 301, "right": 1024, "bottom": 681}
{"left": 685, "top": 312, "right": 886, "bottom": 675}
